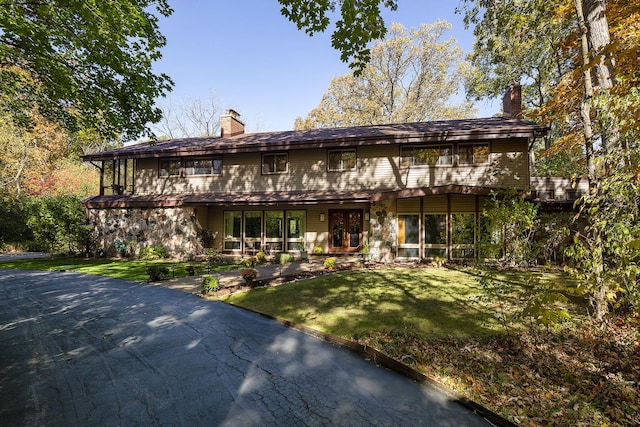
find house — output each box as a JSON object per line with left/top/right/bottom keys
{"left": 81, "top": 88, "right": 552, "bottom": 261}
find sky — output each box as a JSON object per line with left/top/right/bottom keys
{"left": 153, "top": 0, "right": 499, "bottom": 134}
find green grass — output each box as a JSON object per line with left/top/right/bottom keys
{"left": 222, "top": 267, "right": 521, "bottom": 338}
{"left": 0, "top": 257, "right": 239, "bottom": 282}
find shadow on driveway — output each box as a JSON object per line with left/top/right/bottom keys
{"left": 0, "top": 269, "right": 493, "bottom": 426}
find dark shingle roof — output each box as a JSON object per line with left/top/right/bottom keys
{"left": 82, "top": 117, "right": 547, "bottom": 161}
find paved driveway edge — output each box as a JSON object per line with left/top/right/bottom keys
{"left": 222, "top": 300, "right": 517, "bottom": 427}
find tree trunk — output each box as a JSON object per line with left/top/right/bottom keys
{"left": 575, "top": 0, "right": 607, "bottom": 323}
{"left": 583, "top": 0, "right": 623, "bottom": 156}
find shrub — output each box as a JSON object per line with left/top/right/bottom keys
{"left": 147, "top": 265, "right": 170, "bottom": 282}
{"left": 324, "top": 257, "right": 336, "bottom": 270}
{"left": 313, "top": 246, "right": 323, "bottom": 255}
{"left": 275, "top": 252, "right": 295, "bottom": 264}
{"left": 241, "top": 268, "right": 258, "bottom": 284}
{"left": 255, "top": 251, "right": 266, "bottom": 263}
{"left": 244, "top": 256, "right": 257, "bottom": 267}
{"left": 202, "top": 276, "right": 220, "bottom": 293}
{"left": 139, "top": 245, "right": 168, "bottom": 260}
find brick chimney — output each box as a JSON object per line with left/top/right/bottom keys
{"left": 220, "top": 109, "right": 245, "bottom": 137}
{"left": 502, "top": 84, "right": 522, "bottom": 119}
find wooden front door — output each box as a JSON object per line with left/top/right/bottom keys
{"left": 329, "top": 210, "right": 362, "bottom": 252}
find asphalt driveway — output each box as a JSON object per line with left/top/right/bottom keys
{"left": 0, "top": 269, "right": 490, "bottom": 426}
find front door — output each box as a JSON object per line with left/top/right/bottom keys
{"left": 329, "top": 210, "right": 362, "bottom": 252}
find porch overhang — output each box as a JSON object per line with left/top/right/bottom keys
{"left": 83, "top": 185, "right": 500, "bottom": 209}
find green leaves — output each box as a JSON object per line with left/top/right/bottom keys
{"left": 0, "top": 0, "right": 174, "bottom": 141}
{"left": 279, "top": 0, "right": 397, "bottom": 75}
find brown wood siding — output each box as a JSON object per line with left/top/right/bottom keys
{"left": 132, "top": 138, "right": 530, "bottom": 195}
{"left": 423, "top": 195, "right": 448, "bottom": 212}
{"left": 450, "top": 194, "right": 477, "bottom": 212}
{"left": 397, "top": 198, "right": 420, "bottom": 212}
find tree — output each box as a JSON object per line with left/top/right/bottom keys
{"left": 0, "top": 0, "right": 174, "bottom": 141}
{"left": 279, "top": 0, "right": 397, "bottom": 74}
{"left": 295, "top": 21, "right": 475, "bottom": 129}
{"left": 463, "top": 0, "right": 640, "bottom": 322}
{"left": 152, "top": 92, "right": 223, "bottom": 139}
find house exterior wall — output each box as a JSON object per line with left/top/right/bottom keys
{"left": 88, "top": 207, "right": 204, "bottom": 258}
{"left": 133, "top": 139, "right": 530, "bottom": 196}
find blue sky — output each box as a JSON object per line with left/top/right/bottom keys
{"left": 154, "top": 1, "right": 498, "bottom": 133}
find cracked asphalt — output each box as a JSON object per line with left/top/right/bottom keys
{"left": 0, "top": 269, "right": 490, "bottom": 426}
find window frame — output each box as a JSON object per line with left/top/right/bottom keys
{"left": 262, "top": 152, "right": 289, "bottom": 175}
{"left": 457, "top": 143, "right": 490, "bottom": 166}
{"left": 424, "top": 213, "right": 448, "bottom": 259}
{"left": 400, "top": 145, "right": 453, "bottom": 167}
{"left": 159, "top": 158, "right": 183, "bottom": 177}
{"left": 183, "top": 157, "right": 223, "bottom": 176}
{"left": 397, "top": 213, "right": 421, "bottom": 258}
{"left": 327, "top": 149, "right": 357, "bottom": 172}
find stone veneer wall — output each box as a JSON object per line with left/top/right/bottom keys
{"left": 369, "top": 199, "right": 397, "bottom": 263}
{"left": 88, "top": 207, "right": 203, "bottom": 259}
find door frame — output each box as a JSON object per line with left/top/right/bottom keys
{"left": 328, "top": 209, "right": 363, "bottom": 253}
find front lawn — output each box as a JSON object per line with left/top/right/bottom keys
{"left": 222, "top": 266, "right": 638, "bottom": 426}
{"left": 223, "top": 267, "right": 510, "bottom": 338}
{"left": 0, "top": 257, "right": 238, "bottom": 282}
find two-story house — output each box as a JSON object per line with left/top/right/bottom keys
{"left": 81, "top": 88, "right": 548, "bottom": 261}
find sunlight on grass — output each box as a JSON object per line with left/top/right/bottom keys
{"left": 0, "top": 257, "right": 238, "bottom": 282}
{"left": 222, "top": 268, "right": 508, "bottom": 338}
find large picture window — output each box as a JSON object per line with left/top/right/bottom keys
{"left": 286, "top": 211, "right": 306, "bottom": 251}
{"left": 398, "top": 214, "right": 420, "bottom": 258}
{"left": 264, "top": 211, "right": 284, "bottom": 252}
{"left": 262, "top": 153, "right": 288, "bottom": 174}
{"left": 451, "top": 213, "right": 476, "bottom": 259}
{"left": 244, "top": 211, "right": 263, "bottom": 252}
{"left": 458, "top": 144, "right": 490, "bottom": 165}
{"left": 328, "top": 149, "right": 356, "bottom": 171}
{"left": 424, "top": 214, "right": 447, "bottom": 258}
{"left": 400, "top": 145, "right": 453, "bottom": 167}
{"left": 223, "top": 211, "right": 242, "bottom": 250}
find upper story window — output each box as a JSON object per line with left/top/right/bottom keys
{"left": 400, "top": 145, "right": 453, "bottom": 167}
{"left": 160, "top": 157, "right": 222, "bottom": 177}
{"left": 159, "top": 159, "right": 182, "bottom": 177}
{"left": 184, "top": 157, "right": 222, "bottom": 176}
{"left": 458, "top": 143, "right": 490, "bottom": 165}
{"left": 262, "top": 153, "right": 288, "bottom": 174}
{"left": 328, "top": 149, "right": 356, "bottom": 171}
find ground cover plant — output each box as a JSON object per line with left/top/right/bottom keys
{"left": 0, "top": 257, "right": 239, "bottom": 282}
{"left": 221, "top": 266, "right": 639, "bottom": 426}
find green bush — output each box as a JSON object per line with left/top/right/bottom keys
{"left": 255, "top": 251, "right": 266, "bottom": 263}
{"left": 324, "top": 257, "right": 336, "bottom": 270}
{"left": 202, "top": 276, "right": 220, "bottom": 293}
{"left": 313, "top": 246, "right": 323, "bottom": 255}
{"left": 139, "top": 245, "right": 168, "bottom": 260}
{"left": 147, "top": 265, "right": 169, "bottom": 281}
{"left": 275, "top": 252, "right": 294, "bottom": 264}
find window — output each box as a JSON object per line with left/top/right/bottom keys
{"left": 424, "top": 214, "right": 447, "bottom": 258}
{"left": 400, "top": 145, "right": 453, "bottom": 167}
{"left": 184, "top": 157, "right": 222, "bottom": 175}
{"left": 451, "top": 213, "right": 476, "bottom": 259}
{"left": 159, "top": 159, "right": 182, "bottom": 177}
{"left": 262, "top": 153, "right": 288, "bottom": 174}
{"left": 223, "top": 211, "right": 242, "bottom": 250}
{"left": 458, "top": 144, "right": 490, "bottom": 165}
{"left": 328, "top": 149, "right": 356, "bottom": 171}
{"left": 244, "top": 211, "right": 263, "bottom": 252}
{"left": 398, "top": 214, "right": 420, "bottom": 258}
{"left": 286, "top": 210, "right": 306, "bottom": 251}
{"left": 265, "top": 211, "right": 284, "bottom": 252}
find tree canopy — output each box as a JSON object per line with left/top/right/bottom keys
{"left": 295, "top": 21, "right": 475, "bottom": 129}
{"left": 279, "top": 0, "right": 398, "bottom": 74}
{"left": 0, "top": 0, "right": 174, "bottom": 142}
